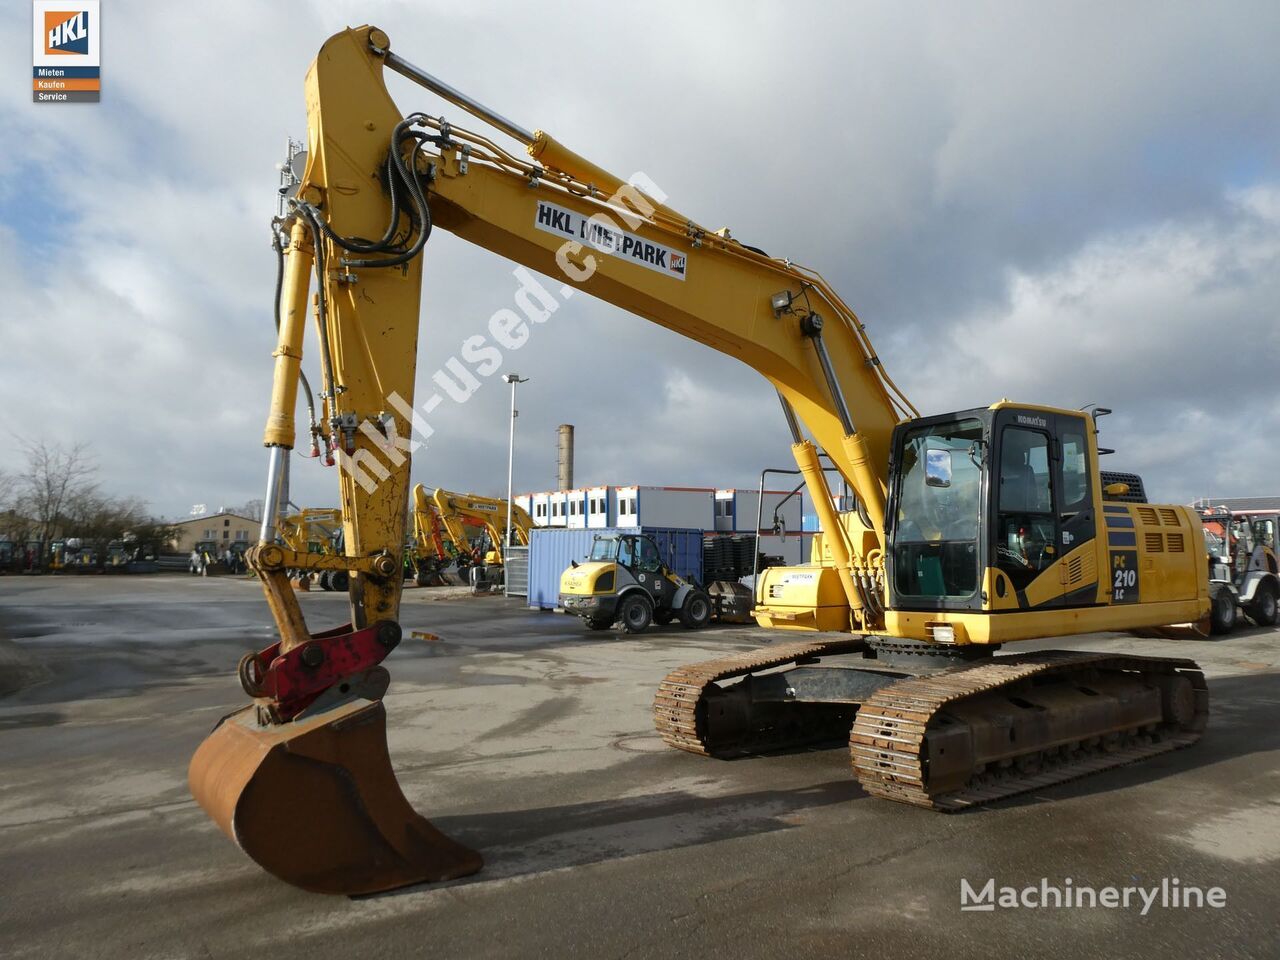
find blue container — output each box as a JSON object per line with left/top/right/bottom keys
{"left": 802, "top": 512, "right": 821, "bottom": 532}
{"left": 527, "top": 526, "right": 705, "bottom": 610}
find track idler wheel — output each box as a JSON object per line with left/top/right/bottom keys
{"left": 188, "top": 693, "right": 482, "bottom": 895}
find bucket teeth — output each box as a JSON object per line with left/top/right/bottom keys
{"left": 189, "top": 697, "right": 481, "bottom": 895}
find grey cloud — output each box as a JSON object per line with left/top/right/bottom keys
{"left": 0, "top": 1, "right": 1276, "bottom": 517}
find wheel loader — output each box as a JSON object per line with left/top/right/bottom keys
{"left": 559, "top": 533, "right": 713, "bottom": 633}
{"left": 189, "top": 25, "right": 1211, "bottom": 894}
{"left": 1196, "top": 505, "right": 1280, "bottom": 633}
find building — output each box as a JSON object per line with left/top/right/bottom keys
{"left": 516, "top": 483, "right": 827, "bottom": 566}
{"left": 170, "top": 511, "right": 258, "bottom": 554}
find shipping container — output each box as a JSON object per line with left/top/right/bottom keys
{"left": 526, "top": 526, "right": 705, "bottom": 610}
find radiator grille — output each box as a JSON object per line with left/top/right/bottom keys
{"left": 1158, "top": 507, "right": 1181, "bottom": 526}
{"left": 1137, "top": 506, "right": 1159, "bottom": 526}
{"left": 1167, "top": 532, "right": 1185, "bottom": 553}
{"left": 1145, "top": 532, "right": 1164, "bottom": 553}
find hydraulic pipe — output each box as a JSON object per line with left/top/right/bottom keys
{"left": 376, "top": 45, "right": 537, "bottom": 146}
{"left": 777, "top": 390, "right": 804, "bottom": 444}
{"left": 804, "top": 324, "right": 887, "bottom": 549}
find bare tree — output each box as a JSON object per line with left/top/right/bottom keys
{"left": 236, "top": 499, "right": 265, "bottom": 522}
{"left": 67, "top": 492, "right": 141, "bottom": 569}
{"left": 125, "top": 517, "right": 181, "bottom": 560}
{"left": 16, "top": 438, "right": 96, "bottom": 567}
{"left": 0, "top": 469, "right": 14, "bottom": 512}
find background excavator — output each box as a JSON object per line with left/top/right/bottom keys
{"left": 275, "top": 507, "right": 344, "bottom": 590}
{"left": 417, "top": 484, "right": 532, "bottom": 588}
{"left": 188, "top": 25, "right": 1210, "bottom": 894}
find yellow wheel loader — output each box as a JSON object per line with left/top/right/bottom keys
{"left": 559, "top": 533, "right": 712, "bottom": 633}
{"left": 190, "top": 25, "right": 1211, "bottom": 894}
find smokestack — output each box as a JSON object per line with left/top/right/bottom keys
{"left": 557, "top": 424, "right": 574, "bottom": 491}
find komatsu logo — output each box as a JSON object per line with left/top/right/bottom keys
{"left": 45, "top": 10, "right": 89, "bottom": 55}
{"left": 1016, "top": 414, "right": 1048, "bottom": 428}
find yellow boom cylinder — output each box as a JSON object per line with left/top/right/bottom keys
{"left": 841, "top": 431, "right": 887, "bottom": 547}
{"left": 262, "top": 219, "right": 313, "bottom": 449}
{"left": 792, "top": 440, "right": 864, "bottom": 618}
{"left": 528, "top": 131, "right": 689, "bottom": 227}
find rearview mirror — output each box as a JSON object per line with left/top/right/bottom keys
{"left": 925, "top": 449, "right": 953, "bottom": 488}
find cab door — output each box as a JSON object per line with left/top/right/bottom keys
{"left": 631, "top": 536, "right": 675, "bottom": 609}
{"left": 991, "top": 410, "right": 1103, "bottom": 609}
{"left": 1053, "top": 414, "right": 1098, "bottom": 606}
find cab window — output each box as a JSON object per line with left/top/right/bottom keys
{"left": 1060, "top": 430, "right": 1089, "bottom": 513}
{"left": 636, "top": 538, "right": 661, "bottom": 573}
{"left": 996, "top": 427, "right": 1054, "bottom": 588}
{"left": 892, "top": 418, "right": 983, "bottom": 600}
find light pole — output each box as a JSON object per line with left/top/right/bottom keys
{"left": 502, "top": 374, "right": 529, "bottom": 580}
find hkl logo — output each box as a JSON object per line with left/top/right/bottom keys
{"left": 669, "top": 252, "right": 686, "bottom": 275}
{"left": 45, "top": 10, "right": 90, "bottom": 55}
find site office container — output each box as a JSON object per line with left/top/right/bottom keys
{"left": 514, "top": 494, "right": 532, "bottom": 518}
{"left": 565, "top": 489, "right": 589, "bottom": 529}
{"left": 615, "top": 485, "right": 714, "bottom": 531}
{"left": 585, "top": 485, "right": 612, "bottom": 528}
{"left": 529, "top": 492, "right": 551, "bottom": 527}
{"left": 714, "top": 488, "right": 806, "bottom": 566}
{"left": 526, "top": 526, "right": 705, "bottom": 610}
{"left": 548, "top": 490, "right": 568, "bottom": 527}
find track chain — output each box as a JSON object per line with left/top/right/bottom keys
{"left": 653, "top": 637, "right": 865, "bottom": 756}
{"left": 849, "top": 650, "right": 1208, "bottom": 810}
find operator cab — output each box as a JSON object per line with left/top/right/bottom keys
{"left": 590, "top": 534, "right": 659, "bottom": 569}
{"left": 592, "top": 533, "right": 681, "bottom": 604}
{"left": 885, "top": 404, "right": 1097, "bottom": 612}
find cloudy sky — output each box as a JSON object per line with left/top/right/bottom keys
{"left": 2, "top": 1, "right": 1278, "bottom": 520}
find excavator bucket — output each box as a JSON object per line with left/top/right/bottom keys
{"left": 189, "top": 696, "right": 482, "bottom": 895}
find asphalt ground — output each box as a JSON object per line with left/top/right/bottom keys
{"left": 1, "top": 574, "right": 1276, "bottom": 959}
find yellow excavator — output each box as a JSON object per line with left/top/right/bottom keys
{"left": 276, "top": 507, "right": 343, "bottom": 590}
{"left": 427, "top": 484, "right": 531, "bottom": 565}
{"left": 407, "top": 483, "right": 531, "bottom": 587}
{"left": 189, "top": 25, "right": 1209, "bottom": 894}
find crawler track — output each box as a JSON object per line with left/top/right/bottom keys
{"left": 653, "top": 637, "right": 865, "bottom": 756}
{"left": 850, "top": 651, "right": 1208, "bottom": 810}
